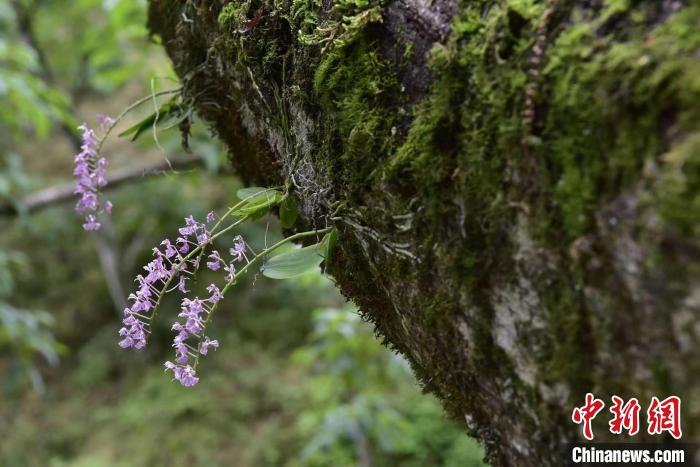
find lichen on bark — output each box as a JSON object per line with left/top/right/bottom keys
{"left": 148, "top": 0, "right": 700, "bottom": 464}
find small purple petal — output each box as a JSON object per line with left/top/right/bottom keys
{"left": 178, "top": 275, "right": 189, "bottom": 293}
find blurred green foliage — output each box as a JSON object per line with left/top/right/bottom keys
{"left": 0, "top": 0, "right": 487, "bottom": 465}
{"left": 293, "top": 307, "right": 485, "bottom": 466}
{"left": 1, "top": 274, "right": 486, "bottom": 466}
{"left": 0, "top": 2, "right": 70, "bottom": 139}
{"left": 0, "top": 248, "right": 65, "bottom": 393}
{"left": 0, "top": 0, "right": 159, "bottom": 389}
{"left": 0, "top": 0, "right": 171, "bottom": 386}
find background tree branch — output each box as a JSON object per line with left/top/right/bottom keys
{"left": 0, "top": 155, "right": 205, "bottom": 217}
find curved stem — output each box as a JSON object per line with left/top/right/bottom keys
{"left": 210, "top": 187, "right": 283, "bottom": 232}
{"left": 96, "top": 88, "right": 182, "bottom": 153}
{"left": 146, "top": 215, "right": 249, "bottom": 328}
{"left": 140, "top": 188, "right": 285, "bottom": 336}
{"left": 192, "top": 227, "right": 332, "bottom": 369}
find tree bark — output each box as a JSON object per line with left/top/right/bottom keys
{"left": 147, "top": 0, "right": 700, "bottom": 464}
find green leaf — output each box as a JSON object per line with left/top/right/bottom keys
{"left": 117, "top": 112, "right": 156, "bottom": 140}
{"left": 279, "top": 194, "right": 299, "bottom": 229}
{"left": 117, "top": 97, "right": 184, "bottom": 141}
{"left": 232, "top": 191, "right": 283, "bottom": 219}
{"left": 236, "top": 186, "right": 273, "bottom": 201}
{"left": 261, "top": 243, "right": 325, "bottom": 279}
{"left": 320, "top": 229, "right": 338, "bottom": 265}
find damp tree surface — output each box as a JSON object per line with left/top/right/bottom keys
{"left": 146, "top": 1, "right": 700, "bottom": 465}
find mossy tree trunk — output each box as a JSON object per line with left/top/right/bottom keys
{"left": 148, "top": 0, "right": 700, "bottom": 464}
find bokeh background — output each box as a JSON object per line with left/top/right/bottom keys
{"left": 0, "top": 1, "right": 486, "bottom": 465}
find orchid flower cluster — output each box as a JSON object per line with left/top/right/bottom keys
{"left": 114, "top": 186, "right": 334, "bottom": 387}
{"left": 73, "top": 115, "right": 114, "bottom": 230}
{"left": 119, "top": 219, "right": 249, "bottom": 386}
{"left": 71, "top": 92, "right": 335, "bottom": 388}
{"left": 118, "top": 211, "right": 247, "bottom": 386}
{"left": 72, "top": 88, "right": 182, "bottom": 231}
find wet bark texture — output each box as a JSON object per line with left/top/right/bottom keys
{"left": 148, "top": 0, "right": 700, "bottom": 464}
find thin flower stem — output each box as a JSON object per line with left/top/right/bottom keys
{"left": 173, "top": 188, "right": 285, "bottom": 298}
{"left": 147, "top": 215, "right": 249, "bottom": 331}
{"left": 129, "top": 186, "right": 286, "bottom": 347}
{"left": 193, "top": 227, "right": 331, "bottom": 369}
{"left": 159, "top": 190, "right": 281, "bottom": 303}
{"left": 210, "top": 187, "right": 283, "bottom": 233}
{"left": 245, "top": 243, "right": 258, "bottom": 256}
{"left": 96, "top": 88, "right": 182, "bottom": 153}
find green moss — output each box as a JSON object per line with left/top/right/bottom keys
{"left": 384, "top": 1, "right": 531, "bottom": 294}
{"left": 216, "top": 0, "right": 395, "bottom": 198}
{"left": 538, "top": 272, "right": 594, "bottom": 389}
{"left": 656, "top": 132, "right": 700, "bottom": 241}
{"left": 315, "top": 40, "right": 401, "bottom": 194}
{"left": 380, "top": 0, "right": 700, "bottom": 285}
{"left": 217, "top": 0, "right": 292, "bottom": 83}
{"left": 387, "top": 1, "right": 700, "bottom": 245}
{"left": 403, "top": 41, "right": 414, "bottom": 59}
{"left": 213, "top": 0, "right": 700, "bottom": 389}
{"left": 218, "top": 1, "right": 250, "bottom": 30}
{"left": 380, "top": 0, "right": 700, "bottom": 394}
{"left": 539, "top": 4, "right": 700, "bottom": 237}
